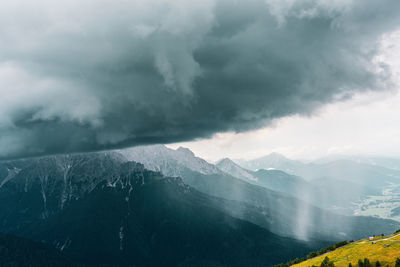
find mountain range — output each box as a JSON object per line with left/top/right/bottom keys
{"left": 217, "top": 157, "right": 381, "bottom": 214}
{"left": 0, "top": 153, "right": 314, "bottom": 266}
{"left": 0, "top": 146, "right": 400, "bottom": 266}
{"left": 119, "top": 145, "right": 399, "bottom": 240}
{"left": 234, "top": 153, "right": 400, "bottom": 187}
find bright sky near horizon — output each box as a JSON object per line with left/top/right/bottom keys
{"left": 167, "top": 90, "right": 400, "bottom": 162}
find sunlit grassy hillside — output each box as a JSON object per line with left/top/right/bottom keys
{"left": 294, "top": 233, "right": 400, "bottom": 267}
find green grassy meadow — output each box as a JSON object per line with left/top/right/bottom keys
{"left": 294, "top": 234, "right": 400, "bottom": 267}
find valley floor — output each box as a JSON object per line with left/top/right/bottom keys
{"left": 354, "top": 183, "right": 400, "bottom": 222}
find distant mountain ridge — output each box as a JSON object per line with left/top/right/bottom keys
{"left": 116, "top": 145, "right": 400, "bottom": 242}
{"left": 235, "top": 153, "right": 400, "bottom": 187}
{"left": 313, "top": 155, "right": 400, "bottom": 171}
{"left": 233, "top": 153, "right": 400, "bottom": 218}
{"left": 234, "top": 152, "right": 303, "bottom": 174}
{"left": 216, "top": 157, "right": 310, "bottom": 196}
{"left": 216, "top": 157, "right": 382, "bottom": 215}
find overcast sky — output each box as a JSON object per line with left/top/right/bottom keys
{"left": 1, "top": 0, "right": 400, "bottom": 160}
{"left": 168, "top": 30, "right": 400, "bottom": 162}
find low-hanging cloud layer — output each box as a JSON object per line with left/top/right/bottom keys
{"left": 1, "top": 0, "right": 400, "bottom": 159}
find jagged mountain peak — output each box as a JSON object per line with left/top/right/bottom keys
{"left": 119, "top": 145, "right": 220, "bottom": 177}
{"left": 216, "top": 157, "right": 257, "bottom": 182}
{"left": 235, "top": 152, "right": 302, "bottom": 173}
{"left": 216, "top": 157, "right": 235, "bottom": 165}
{"left": 176, "top": 146, "right": 195, "bottom": 156}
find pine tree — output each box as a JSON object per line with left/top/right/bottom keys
{"left": 308, "top": 252, "right": 318, "bottom": 259}
{"left": 364, "top": 258, "right": 372, "bottom": 267}
{"left": 395, "top": 258, "right": 400, "bottom": 267}
{"left": 321, "top": 257, "right": 330, "bottom": 267}
{"left": 358, "top": 259, "right": 364, "bottom": 267}
{"left": 376, "top": 261, "right": 381, "bottom": 267}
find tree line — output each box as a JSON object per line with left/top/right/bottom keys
{"left": 274, "top": 241, "right": 350, "bottom": 267}
{"left": 276, "top": 257, "right": 400, "bottom": 267}
{"left": 350, "top": 257, "right": 400, "bottom": 267}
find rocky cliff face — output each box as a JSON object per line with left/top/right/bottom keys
{"left": 119, "top": 144, "right": 222, "bottom": 177}
{"left": 0, "top": 152, "right": 133, "bottom": 231}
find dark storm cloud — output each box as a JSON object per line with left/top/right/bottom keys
{"left": 1, "top": 0, "right": 400, "bottom": 159}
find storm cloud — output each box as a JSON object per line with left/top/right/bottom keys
{"left": 1, "top": 0, "right": 400, "bottom": 159}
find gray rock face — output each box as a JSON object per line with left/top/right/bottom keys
{"left": 119, "top": 144, "right": 221, "bottom": 177}
{"left": 216, "top": 158, "right": 257, "bottom": 182}
{"left": 0, "top": 152, "right": 136, "bottom": 231}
